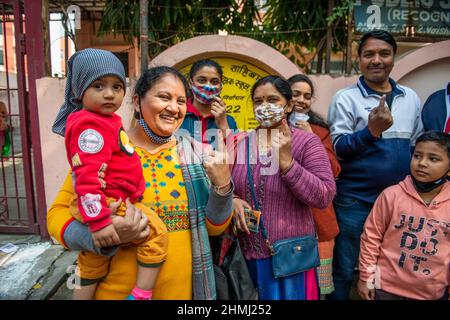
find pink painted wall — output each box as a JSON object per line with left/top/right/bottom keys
{"left": 392, "top": 40, "right": 450, "bottom": 105}
{"left": 150, "top": 35, "right": 301, "bottom": 79}
{"left": 306, "top": 74, "right": 359, "bottom": 120}
{"left": 38, "top": 38, "right": 450, "bottom": 210}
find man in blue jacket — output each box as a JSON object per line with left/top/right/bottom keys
{"left": 327, "top": 30, "right": 423, "bottom": 300}
{"left": 422, "top": 82, "right": 450, "bottom": 133}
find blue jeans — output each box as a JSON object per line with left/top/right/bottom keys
{"left": 327, "top": 194, "right": 373, "bottom": 300}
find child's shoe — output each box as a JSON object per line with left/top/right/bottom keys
{"left": 126, "top": 287, "right": 152, "bottom": 300}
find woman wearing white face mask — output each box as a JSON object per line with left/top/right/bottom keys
{"left": 229, "top": 75, "right": 336, "bottom": 300}
{"left": 180, "top": 59, "right": 238, "bottom": 144}
{"left": 287, "top": 74, "right": 341, "bottom": 297}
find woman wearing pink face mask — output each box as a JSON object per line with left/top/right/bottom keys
{"left": 180, "top": 59, "right": 238, "bottom": 145}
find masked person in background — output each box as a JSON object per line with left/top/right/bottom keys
{"left": 180, "top": 59, "right": 238, "bottom": 145}
{"left": 287, "top": 74, "right": 341, "bottom": 297}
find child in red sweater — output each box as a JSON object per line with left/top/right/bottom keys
{"left": 358, "top": 131, "right": 449, "bottom": 300}
{"left": 52, "top": 48, "right": 168, "bottom": 300}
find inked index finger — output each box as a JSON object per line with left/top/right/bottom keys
{"left": 378, "top": 94, "right": 386, "bottom": 110}
{"left": 216, "top": 129, "right": 226, "bottom": 152}
{"left": 281, "top": 119, "right": 291, "bottom": 136}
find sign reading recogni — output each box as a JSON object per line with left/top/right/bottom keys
{"left": 180, "top": 57, "right": 269, "bottom": 131}
{"left": 354, "top": 0, "right": 450, "bottom": 37}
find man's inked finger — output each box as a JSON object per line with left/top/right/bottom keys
{"left": 378, "top": 94, "right": 386, "bottom": 110}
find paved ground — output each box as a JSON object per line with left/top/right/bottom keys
{"left": 0, "top": 234, "right": 77, "bottom": 300}
{"left": 0, "top": 233, "right": 360, "bottom": 300}
{"left": 0, "top": 128, "right": 77, "bottom": 300}
{"left": 50, "top": 278, "right": 73, "bottom": 300}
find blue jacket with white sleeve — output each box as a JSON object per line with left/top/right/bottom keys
{"left": 327, "top": 76, "right": 423, "bottom": 203}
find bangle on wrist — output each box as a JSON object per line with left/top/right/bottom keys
{"left": 213, "top": 179, "right": 231, "bottom": 189}
{"left": 280, "top": 158, "right": 294, "bottom": 176}
{"left": 213, "top": 179, "right": 232, "bottom": 196}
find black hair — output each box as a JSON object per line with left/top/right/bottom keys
{"left": 358, "top": 29, "right": 397, "bottom": 56}
{"left": 287, "top": 74, "right": 315, "bottom": 97}
{"left": 287, "top": 74, "right": 328, "bottom": 129}
{"left": 251, "top": 75, "right": 292, "bottom": 102}
{"left": 188, "top": 59, "right": 223, "bottom": 81}
{"left": 134, "top": 66, "right": 189, "bottom": 119}
{"left": 415, "top": 131, "right": 450, "bottom": 163}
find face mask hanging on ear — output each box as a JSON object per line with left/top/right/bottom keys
{"left": 191, "top": 83, "right": 222, "bottom": 105}
{"left": 411, "top": 173, "right": 448, "bottom": 193}
{"left": 288, "top": 112, "right": 310, "bottom": 126}
{"left": 254, "top": 102, "right": 285, "bottom": 127}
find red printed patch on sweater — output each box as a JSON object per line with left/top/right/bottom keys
{"left": 80, "top": 193, "right": 102, "bottom": 217}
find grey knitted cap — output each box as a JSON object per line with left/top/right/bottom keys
{"left": 52, "top": 48, "right": 127, "bottom": 137}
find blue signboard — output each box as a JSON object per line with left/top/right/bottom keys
{"left": 354, "top": 0, "right": 450, "bottom": 37}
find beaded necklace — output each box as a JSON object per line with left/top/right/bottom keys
{"left": 137, "top": 118, "right": 173, "bottom": 145}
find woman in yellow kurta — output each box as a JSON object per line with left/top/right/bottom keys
{"left": 47, "top": 66, "right": 234, "bottom": 300}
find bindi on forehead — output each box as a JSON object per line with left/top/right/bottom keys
{"left": 257, "top": 95, "right": 279, "bottom": 98}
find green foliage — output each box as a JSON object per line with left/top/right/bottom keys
{"left": 97, "top": 1, "right": 139, "bottom": 42}
{"left": 97, "top": 0, "right": 351, "bottom": 69}
{"left": 222, "top": 0, "right": 262, "bottom": 35}
{"left": 98, "top": 0, "right": 243, "bottom": 57}
{"left": 327, "top": 0, "right": 353, "bottom": 26}
{"left": 261, "top": 0, "right": 329, "bottom": 51}
{"left": 262, "top": 0, "right": 350, "bottom": 51}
